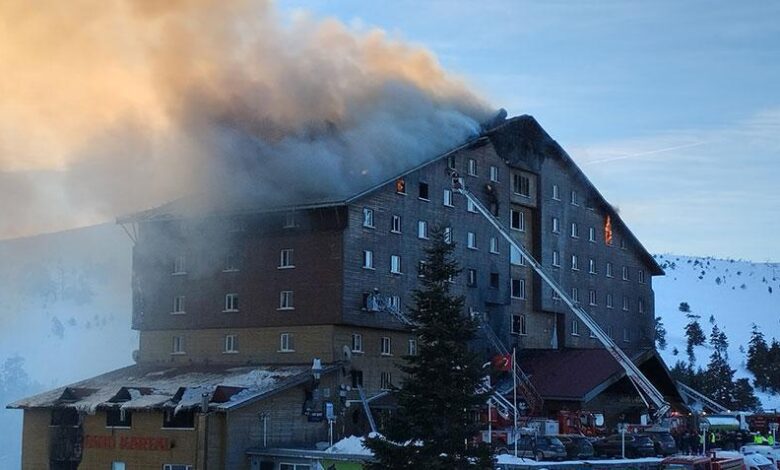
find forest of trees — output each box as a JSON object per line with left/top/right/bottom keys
{"left": 669, "top": 302, "right": 760, "bottom": 411}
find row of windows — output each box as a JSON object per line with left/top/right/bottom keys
{"left": 569, "top": 319, "right": 637, "bottom": 343}
{"left": 349, "top": 369, "right": 394, "bottom": 391}
{"left": 550, "top": 289, "right": 646, "bottom": 313}
{"left": 170, "top": 333, "right": 418, "bottom": 358}
{"left": 171, "top": 249, "right": 293, "bottom": 275}
{"left": 551, "top": 252, "right": 645, "bottom": 283}
{"left": 171, "top": 291, "right": 294, "bottom": 315}
{"left": 550, "top": 217, "right": 627, "bottom": 249}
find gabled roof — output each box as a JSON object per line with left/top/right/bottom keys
{"left": 486, "top": 115, "right": 663, "bottom": 275}
{"left": 7, "top": 363, "right": 339, "bottom": 413}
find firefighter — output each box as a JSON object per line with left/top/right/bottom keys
{"left": 768, "top": 433, "right": 775, "bottom": 446}
{"left": 754, "top": 432, "right": 767, "bottom": 445}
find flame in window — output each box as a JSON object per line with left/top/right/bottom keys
{"left": 604, "top": 215, "right": 613, "bottom": 245}
{"left": 395, "top": 178, "right": 406, "bottom": 193}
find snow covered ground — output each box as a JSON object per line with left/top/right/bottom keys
{"left": 653, "top": 254, "right": 780, "bottom": 409}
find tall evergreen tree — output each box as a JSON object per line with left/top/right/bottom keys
{"left": 684, "top": 320, "right": 706, "bottom": 365}
{"left": 746, "top": 325, "right": 769, "bottom": 390}
{"left": 365, "top": 230, "right": 493, "bottom": 469}
{"left": 654, "top": 317, "right": 667, "bottom": 350}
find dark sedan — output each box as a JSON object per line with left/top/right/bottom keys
{"left": 592, "top": 434, "right": 655, "bottom": 458}
{"left": 556, "top": 434, "right": 595, "bottom": 459}
{"left": 643, "top": 431, "right": 678, "bottom": 456}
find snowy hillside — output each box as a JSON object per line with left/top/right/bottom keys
{"left": 653, "top": 254, "right": 780, "bottom": 409}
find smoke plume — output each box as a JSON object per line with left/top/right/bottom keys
{"left": 0, "top": 0, "right": 492, "bottom": 237}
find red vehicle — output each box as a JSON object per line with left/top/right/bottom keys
{"left": 557, "top": 410, "right": 607, "bottom": 437}
{"left": 659, "top": 455, "right": 744, "bottom": 470}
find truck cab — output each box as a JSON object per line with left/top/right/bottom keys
{"left": 660, "top": 455, "right": 744, "bottom": 470}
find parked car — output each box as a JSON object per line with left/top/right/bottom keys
{"left": 497, "top": 435, "right": 567, "bottom": 461}
{"left": 643, "top": 431, "right": 679, "bottom": 456}
{"left": 592, "top": 433, "right": 655, "bottom": 458}
{"left": 556, "top": 434, "right": 595, "bottom": 459}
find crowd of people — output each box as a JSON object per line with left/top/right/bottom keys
{"left": 672, "top": 429, "right": 776, "bottom": 454}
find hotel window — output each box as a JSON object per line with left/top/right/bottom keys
{"left": 443, "top": 189, "right": 454, "bottom": 207}
{"left": 390, "top": 255, "right": 402, "bottom": 274}
{"left": 467, "top": 198, "right": 478, "bottom": 213}
{"left": 467, "top": 232, "right": 477, "bottom": 249}
{"left": 106, "top": 409, "right": 132, "bottom": 428}
{"left": 622, "top": 266, "right": 630, "bottom": 281}
{"left": 417, "top": 220, "right": 428, "bottom": 239}
{"left": 350, "top": 370, "right": 364, "bottom": 388}
{"left": 279, "top": 291, "right": 294, "bottom": 310}
{"left": 468, "top": 158, "right": 477, "bottom": 176}
{"left": 172, "top": 255, "right": 186, "bottom": 275}
{"left": 448, "top": 155, "right": 456, "bottom": 169}
{"left": 638, "top": 269, "right": 645, "bottom": 284}
{"left": 606, "top": 262, "right": 614, "bottom": 278}
{"left": 362, "top": 208, "right": 374, "bottom": 228}
{"left": 172, "top": 296, "right": 185, "bottom": 314}
{"left": 512, "top": 314, "right": 527, "bottom": 335}
{"left": 552, "top": 184, "right": 560, "bottom": 200}
{"left": 280, "top": 333, "right": 294, "bottom": 352}
{"left": 163, "top": 464, "right": 194, "bottom": 470}
{"left": 467, "top": 269, "right": 477, "bottom": 287}
{"left": 571, "top": 287, "right": 580, "bottom": 303}
{"left": 571, "top": 254, "right": 579, "bottom": 271}
{"left": 589, "top": 289, "right": 597, "bottom": 306}
{"left": 623, "top": 328, "right": 630, "bottom": 343}
{"left": 408, "top": 339, "right": 417, "bottom": 356}
{"left": 417, "top": 260, "right": 427, "bottom": 277}
{"left": 510, "top": 245, "right": 524, "bottom": 266}
{"left": 444, "top": 227, "right": 453, "bottom": 244}
{"left": 589, "top": 259, "right": 597, "bottom": 274}
{"left": 571, "top": 319, "right": 580, "bottom": 336}
{"left": 490, "top": 166, "right": 499, "bottom": 182}
{"left": 489, "top": 272, "right": 500, "bottom": 289}
{"left": 224, "top": 252, "right": 239, "bottom": 272}
{"left": 589, "top": 227, "right": 596, "bottom": 242}
{"left": 395, "top": 177, "right": 406, "bottom": 194}
{"left": 622, "top": 295, "right": 630, "bottom": 311}
{"left": 380, "top": 372, "right": 393, "bottom": 390}
{"left": 552, "top": 217, "right": 560, "bottom": 233}
{"left": 571, "top": 222, "right": 579, "bottom": 238}
{"left": 112, "top": 462, "right": 127, "bottom": 470}
{"left": 387, "top": 295, "right": 401, "bottom": 312}
{"left": 362, "top": 250, "right": 374, "bottom": 269}
{"left": 224, "top": 334, "right": 238, "bottom": 353}
{"left": 511, "top": 210, "right": 525, "bottom": 231}
{"left": 513, "top": 174, "right": 530, "bottom": 197}
{"left": 283, "top": 211, "right": 297, "bottom": 228}
{"left": 351, "top": 334, "right": 363, "bottom": 353}
{"left": 570, "top": 190, "right": 579, "bottom": 206}
{"left": 511, "top": 279, "right": 526, "bottom": 299}
{"left": 606, "top": 293, "right": 614, "bottom": 309}
{"left": 391, "top": 215, "right": 402, "bottom": 233}
{"left": 489, "top": 237, "right": 499, "bottom": 254}
{"left": 279, "top": 249, "right": 294, "bottom": 268}
{"left": 224, "top": 293, "right": 239, "bottom": 312}
{"left": 172, "top": 336, "right": 184, "bottom": 354}
{"left": 552, "top": 250, "right": 560, "bottom": 267}
{"left": 620, "top": 238, "right": 627, "bottom": 250}
{"left": 638, "top": 297, "right": 645, "bottom": 313}
{"left": 418, "top": 182, "right": 430, "bottom": 200}
{"left": 381, "top": 337, "right": 392, "bottom": 356}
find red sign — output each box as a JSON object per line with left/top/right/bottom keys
{"left": 492, "top": 354, "right": 512, "bottom": 372}
{"left": 84, "top": 435, "right": 171, "bottom": 451}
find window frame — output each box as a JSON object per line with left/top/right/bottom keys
{"left": 511, "top": 209, "right": 525, "bottom": 231}
{"left": 511, "top": 314, "right": 528, "bottom": 335}
{"left": 418, "top": 181, "right": 430, "bottom": 201}
{"left": 171, "top": 336, "right": 185, "bottom": 355}
{"left": 391, "top": 215, "right": 402, "bottom": 234}
{"left": 380, "top": 337, "right": 392, "bottom": 356}
{"left": 172, "top": 255, "right": 186, "bottom": 275}
{"left": 417, "top": 220, "right": 429, "bottom": 239}
{"left": 223, "top": 334, "right": 238, "bottom": 353}
{"left": 351, "top": 333, "right": 363, "bottom": 353}
{"left": 467, "top": 158, "right": 477, "bottom": 176}
{"left": 390, "top": 255, "right": 402, "bottom": 274}
{"left": 552, "top": 184, "right": 560, "bottom": 200}
{"left": 172, "top": 296, "right": 186, "bottom": 315}
{"left": 489, "top": 166, "right": 499, "bottom": 182}
{"left": 362, "top": 208, "right": 375, "bottom": 228}
{"left": 443, "top": 189, "right": 454, "bottom": 207}
{"left": 279, "top": 248, "right": 294, "bottom": 269}
{"left": 224, "top": 293, "right": 239, "bottom": 312}
{"left": 279, "top": 333, "right": 294, "bottom": 352}
{"left": 279, "top": 290, "right": 294, "bottom": 310}
{"left": 511, "top": 278, "right": 526, "bottom": 300}
{"left": 467, "top": 231, "right": 477, "bottom": 249}
{"left": 362, "top": 250, "right": 374, "bottom": 270}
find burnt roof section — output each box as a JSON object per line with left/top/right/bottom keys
{"left": 7, "top": 363, "right": 339, "bottom": 413}
{"left": 486, "top": 115, "right": 663, "bottom": 275}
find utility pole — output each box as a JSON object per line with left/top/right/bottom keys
{"left": 513, "top": 347, "right": 518, "bottom": 458}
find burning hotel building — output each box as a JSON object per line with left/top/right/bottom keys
{"left": 9, "top": 115, "right": 684, "bottom": 469}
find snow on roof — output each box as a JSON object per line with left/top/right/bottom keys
{"left": 8, "top": 363, "right": 336, "bottom": 414}
{"left": 325, "top": 435, "right": 373, "bottom": 456}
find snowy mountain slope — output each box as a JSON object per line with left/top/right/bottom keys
{"left": 652, "top": 254, "right": 780, "bottom": 409}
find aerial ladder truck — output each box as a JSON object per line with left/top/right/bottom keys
{"left": 450, "top": 173, "right": 671, "bottom": 424}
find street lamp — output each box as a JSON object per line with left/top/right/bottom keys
{"left": 770, "top": 422, "right": 779, "bottom": 446}
{"left": 617, "top": 423, "right": 628, "bottom": 459}
{"left": 700, "top": 421, "right": 711, "bottom": 455}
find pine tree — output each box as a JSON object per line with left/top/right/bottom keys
{"left": 747, "top": 325, "right": 770, "bottom": 391}
{"left": 684, "top": 320, "right": 706, "bottom": 365}
{"left": 678, "top": 302, "right": 691, "bottom": 314}
{"left": 654, "top": 317, "right": 667, "bottom": 350}
{"left": 365, "top": 229, "right": 493, "bottom": 469}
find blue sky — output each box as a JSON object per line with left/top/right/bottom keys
{"left": 284, "top": 0, "right": 780, "bottom": 261}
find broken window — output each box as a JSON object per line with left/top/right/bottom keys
{"left": 106, "top": 408, "right": 132, "bottom": 428}
{"left": 511, "top": 210, "right": 525, "bottom": 231}
{"left": 224, "top": 293, "right": 239, "bottom": 312}
{"left": 279, "top": 249, "right": 294, "bottom": 268}
{"left": 51, "top": 408, "right": 79, "bottom": 426}
{"left": 489, "top": 272, "right": 499, "bottom": 289}
{"left": 163, "top": 409, "right": 195, "bottom": 429}
{"left": 350, "top": 370, "right": 363, "bottom": 388}
{"left": 362, "top": 208, "right": 374, "bottom": 228}
{"left": 418, "top": 182, "right": 429, "bottom": 200}
{"left": 279, "top": 291, "right": 294, "bottom": 310}
{"left": 395, "top": 178, "right": 406, "bottom": 194}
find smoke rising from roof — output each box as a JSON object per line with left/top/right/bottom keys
{"left": 0, "top": 0, "right": 492, "bottom": 237}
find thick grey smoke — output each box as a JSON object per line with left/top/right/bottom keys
{"left": 0, "top": 0, "right": 492, "bottom": 237}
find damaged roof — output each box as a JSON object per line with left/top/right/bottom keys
{"left": 8, "top": 363, "right": 339, "bottom": 413}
